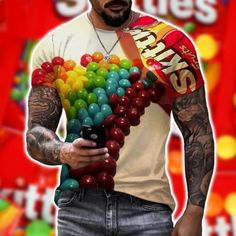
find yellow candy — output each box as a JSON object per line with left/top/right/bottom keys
{"left": 78, "top": 75, "right": 89, "bottom": 84}
{"left": 225, "top": 193, "right": 236, "bottom": 216}
{"left": 196, "top": 34, "right": 218, "bottom": 60}
{"left": 62, "top": 99, "right": 71, "bottom": 114}
{"left": 61, "top": 84, "right": 71, "bottom": 98}
{"left": 66, "top": 76, "right": 76, "bottom": 86}
{"left": 14, "top": 76, "right": 21, "bottom": 84}
{"left": 72, "top": 80, "right": 83, "bottom": 92}
{"left": 217, "top": 135, "right": 236, "bottom": 160}
{"left": 54, "top": 79, "right": 64, "bottom": 92}
{"left": 66, "top": 70, "right": 78, "bottom": 79}
{"left": 74, "top": 65, "right": 86, "bottom": 75}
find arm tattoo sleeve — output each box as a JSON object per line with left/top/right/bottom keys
{"left": 26, "top": 85, "right": 65, "bottom": 165}
{"left": 172, "top": 87, "right": 215, "bottom": 208}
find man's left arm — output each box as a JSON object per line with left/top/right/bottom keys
{"left": 171, "top": 86, "right": 215, "bottom": 236}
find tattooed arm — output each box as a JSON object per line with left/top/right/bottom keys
{"left": 171, "top": 87, "right": 215, "bottom": 236}
{"left": 26, "top": 85, "right": 108, "bottom": 167}
{"left": 26, "top": 85, "right": 67, "bottom": 165}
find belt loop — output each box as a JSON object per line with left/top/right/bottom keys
{"left": 77, "top": 188, "right": 85, "bottom": 201}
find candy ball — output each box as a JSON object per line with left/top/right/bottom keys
{"left": 107, "top": 54, "right": 120, "bottom": 65}
{"left": 106, "top": 78, "right": 119, "bottom": 87}
{"left": 93, "top": 87, "right": 106, "bottom": 97}
{"left": 81, "top": 54, "right": 93, "bottom": 67}
{"left": 96, "top": 172, "right": 114, "bottom": 190}
{"left": 109, "top": 64, "right": 120, "bottom": 72}
{"left": 88, "top": 103, "right": 100, "bottom": 117}
{"left": 69, "top": 106, "right": 77, "bottom": 120}
{"left": 87, "top": 62, "right": 99, "bottom": 71}
{"left": 116, "top": 87, "right": 126, "bottom": 96}
{"left": 60, "top": 178, "right": 79, "bottom": 191}
{"left": 119, "top": 79, "right": 131, "bottom": 88}
{"left": 120, "top": 59, "right": 131, "bottom": 70}
{"left": 26, "top": 220, "right": 51, "bottom": 236}
{"left": 74, "top": 99, "right": 87, "bottom": 111}
{"left": 97, "top": 67, "right": 108, "bottom": 78}
{"left": 93, "top": 112, "right": 105, "bottom": 126}
{"left": 0, "top": 199, "right": 9, "bottom": 211}
{"left": 101, "top": 104, "right": 113, "bottom": 117}
{"left": 78, "top": 108, "right": 89, "bottom": 122}
{"left": 41, "top": 62, "right": 53, "bottom": 73}
{"left": 119, "top": 68, "right": 129, "bottom": 80}
{"left": 129, "top": 66, "right": 140, "bottom": 74}
{"left": 98, "top": 94, "right": 109, "bottom": 106}
{"left": 106, "top": 140, "right": 120, "bottom": 158}
{"left": 101, "top": 157, "right": 117, "bottom": 176}
{"left": 114, "top": 105, "right": 127, "bottom": 117}
{"left": 68, "top": 90, "right": 77, "bottom": 105}
{"left": 95, "top": 76, "right": 106, "bottom": 88}
{"left": 64, "top": 60, "right": 76, "bottom": 71}
{"left": 60, "top": 164, "right": 69, "bottom": 184}
{"left": 82, "top": 117, "right": 94, "bottom": 126}
{"left": 109, "top": 93, "right": 119, "bottom": 108}
{"left": 77, "top": 88, "right": 88, "bottom": 101}
{"left": 92, "top": 51, "right": 104, "bottom": 62}
{"left": 74, "top": 65, "right": 86, "bottom": 75}
{"left": 86, "top": 71, "right": 96, "bottom": 80}
{"left": 65, "top": 133, "right": 80, "bottom": 142}
{"left": 72, "top": 80, "right": 83, "bottom": 92}
{"left": 87, "top": 92, "right": 97, "bottom": 104}
{"left": 103, "top": 114, "right": 116, "bottom": 128}
{"left": 85, "top": 78, "right": 96, "bottom": 91}
{"left": 106, "top": 84, "right": 117, "bottom": 96}
{"left": 79, "top": 175, "right": 97, "bottom": 188}
{"left": 68, "top": 119, "right": 81, "bottom": 134}
{"left": 110, "top": 127, "right": 125, "bottom": 143}
{"left": 107, "top": 71, "right": 120, "bottom": 81}
{"left": 52, "top": 56, "right": 64, "bottom": 66}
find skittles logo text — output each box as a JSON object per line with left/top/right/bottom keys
{"left": 130, "top": 28, "right": 197, "bottom": 95}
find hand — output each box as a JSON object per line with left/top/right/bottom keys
{"left": 172, "top": 204, "right": 203, "bottom": 236}
{"left": 60, "top": 138, "right": 109, "bottom": 169}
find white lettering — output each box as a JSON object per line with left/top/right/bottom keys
{"left": 170, "top": 0, "right": 193, "bottom": 19}
{"left": 196, "top": 0, "right": 217, "bottom": 24}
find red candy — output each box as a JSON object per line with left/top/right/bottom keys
{"left": 129, "top": 72, "right": 140, "bottom": 84}
{"left": 41, "top": 62, "right": 53, "bottom": 73}
{"left": 132, "top": 81, "right": 145, "bottom": 92}
{"left": 69, "top": 167, "right": 85, "bottom": 180}
{"left": 96, "top": 172, "right": 114, "bottom": 190}
{"left": 80, "top": 54, "right": 93, "bottom": 67}
{"left": 137, "top": 90, "right": 151, "bottom": 107}
{"left": 101, "top": 157, "right": 117, "bottom": 176}
{"left": 109, "top": 93, "right": 119, "bottom": 108}
{"left": 110, "top": 127, "right": 125, "bottom": 143}
{"left": 115, "top": 117, "right": 130, "bottom": 133}
{"left": 118, "top": 95, "right": 130, "bottom": 107}
{"left": 114, "top": 105, "right": 128, "bottom": 117}
{"left": 125, "top": 87, "right": 136, "bottom": 99}
{"left": 85, "top": 161, "right": 102, "bottom": 175}
{"left": 127, "top": 107, "right": 140, "bottom": 123}
{"left": 106, "top": 140, "right": 120, "bottom": 159}
{"left": 52, "top": 56, "right": 64, "bottom": 66}
{"left": 131, "top": 97, "right": 145, "bottom": 114}
{"left": 79, "top": 175, "right": 97, "bottom": 188}
{"left": 103, "top": 114, "right": 116, "bottom": 128}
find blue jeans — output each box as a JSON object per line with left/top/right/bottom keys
{"left": 57, "top": 188, "right": 173, "bottom": 236}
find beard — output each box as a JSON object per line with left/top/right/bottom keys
{"left": 100, "top": 6, "right": 132, "bottom": 27}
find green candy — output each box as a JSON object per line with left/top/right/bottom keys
{"left": 183, "top": 22, "right": 196, "bottom": 33}
{"left": 94, "top": 76, "right": 106, "bottom": 88}
{"left": 69, "top": 106, "right": 77, "bottom": 120}
{"left": 26, "top": 219, "right": 51, "bottom": 236}
{"left": 87, "top": 93, "right": 97, "bottom": 104}
{"left": 146, "top": 71, "right": 158, "bottom": 82}
{"left": 68, "top": 90, "right": 77, "bottom": 105}
{"left": 97, "top": 68, "right": 108, "bottom": 78}
{"left": 60, "top": 178, "right": 79, "bottom": 191}
{"left": 0, "top": 199, "right": 10, "bottom": 211}
{"left": 60, "top": 164, "right": 69, "bottom": 184}
{"left": 85, "top": 71, "right": 96, "bottom": 80}
{"left": 77, "top": 88, "right": 88, "bottom": 100}
{"left": 85, "top": 78, "right": 95, "bottom": 91}
{"left": 120, "top": 59, "right": 131, "bottom": 70}
{"left": 87, "top": 62, "right": 99, "bottom": 71}
{"left": 109, "top": 64, "right": 120, "bottom": 72}
{"left": 74, "top": 99, "right": 87, "bottom": 111}
{"left": 21, "top": 73, "right": 28, "bottom": 85}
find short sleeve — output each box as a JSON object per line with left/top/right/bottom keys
{"left": 29, "top": 33, "right": 57, "bottom": 87}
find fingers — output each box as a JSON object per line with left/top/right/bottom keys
{"left": 79, "top": 153, "right": 109, "bottom": 163}
{"left": 73, "top": 138, "right": 96, "bottom": 148}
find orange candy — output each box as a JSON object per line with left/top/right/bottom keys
{"left": 92, "top": 51, "right": 104, "bottom": 62}
{"left": 98, "top": 59, "right": 109, "bottom": 70}
{"left": 206, "top": 192, "right": 224, "bottom": 217}
{"left": 63, "top": 60, "right": 76, "bottom": 71}
{"left": 53, "top": 65, "right": 67, "bottom": 81}
{"left": 108, "top": 54, "right": 120, "bottom": 65}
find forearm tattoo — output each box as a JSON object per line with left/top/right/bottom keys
{"left": 172, "top": 87, "right": 215, "bottom": 208}
{"left": 26, "top": 86, "right": 64, "bottom": 165}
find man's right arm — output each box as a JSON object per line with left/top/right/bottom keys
{"left": 26, "top": 85, "right": 109, "bottom": 168}
{"left": 26, "top": 85, "right": 67, "bottom": 165}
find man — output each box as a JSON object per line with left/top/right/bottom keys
{"left": 26, "top": 0, "right": 215, "bottom": 235}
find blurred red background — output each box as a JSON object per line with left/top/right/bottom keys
{"left": 0, "top": 0, "right": 236, "bottom": 235}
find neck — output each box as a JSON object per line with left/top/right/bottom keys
{"left": 88, "top": 9, "right": 136, "bottom": 31}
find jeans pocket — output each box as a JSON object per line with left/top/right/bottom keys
{"left": 58, "top": 189, "right": 77, "bottom": 208}
{"left": 134, "top": 198, "right": 172, "bottom": 212}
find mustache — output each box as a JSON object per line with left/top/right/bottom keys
{"left": 105, "top": 0, "right": 128, "bottom": 8}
